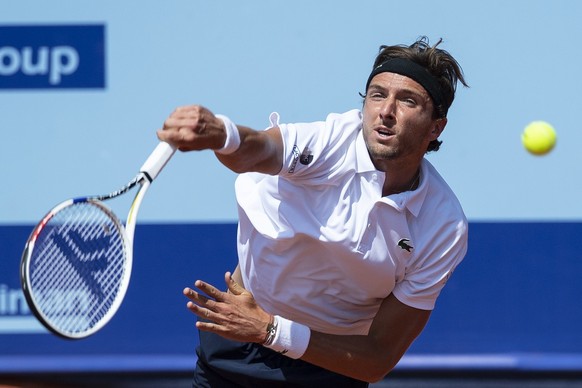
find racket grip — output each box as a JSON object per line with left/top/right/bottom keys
{"left": 140, "top": 142, "right": 176, "bottom": 181}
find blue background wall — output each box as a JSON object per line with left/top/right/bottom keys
{"left": 2, "top": 222, "right": 581, "bottom": 373}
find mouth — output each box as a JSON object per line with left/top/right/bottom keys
{"left": 375, "top": 126, "right": 395, "bottom": 138}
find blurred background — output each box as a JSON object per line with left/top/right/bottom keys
{"left": 2, "top": 1, "right": 581, "bottom": 386}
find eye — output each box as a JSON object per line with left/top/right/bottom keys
{"left": 368, "top": 92, "right": 385, "bottom": 101}
{"left": 401, "top": 97, "right": 417, "bottom": 106}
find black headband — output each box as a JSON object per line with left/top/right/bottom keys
{"left": 365, "top": 58, "right": 445, "bottom": 109}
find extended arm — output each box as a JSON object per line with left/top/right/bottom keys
{"left": 157, "top": 105, "right": 283, "bottom": 174}
{"left": 302, "top": 293, "right": 430, "bottom": 382}
{"left": 184, "top": 272, "right": 431, "bottom": 383}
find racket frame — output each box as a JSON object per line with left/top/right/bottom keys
{"left": 20, "top": 198, "right": 131, "bottom": 339}
{"left": 20, "top": 142, "right": 174, "bottom": 339}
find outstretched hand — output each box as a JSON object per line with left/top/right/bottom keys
{"left": 183, "top": 272, "right": 272, "bottom": 343}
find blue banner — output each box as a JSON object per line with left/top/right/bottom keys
{"left": 2, "top": 222, "right": 582, "bottom": 373}
{"left": 0, "top": 25, "right": 106, "bottom": 89}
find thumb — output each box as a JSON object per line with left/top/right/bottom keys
{"left": 225, "top": 272, "right": 246, "bottom": 296}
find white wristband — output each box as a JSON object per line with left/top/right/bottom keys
{"left": 263, "top": 315, "right": 311, "bottom": 359}
{"left": 215, "top": 114, "right": 241, "bottom": 155}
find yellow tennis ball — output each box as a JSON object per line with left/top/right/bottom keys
{"left": 522, "top": 121, "right": 556, "bottom": 155}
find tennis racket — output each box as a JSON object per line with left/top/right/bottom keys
{"left": 20, "top": 141, "right": 176, "bottom": 339}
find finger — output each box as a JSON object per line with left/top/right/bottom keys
{"left": 174, "top": 105, "right": 195, "bottom": 114}
{"left": 196, "top": 320, "right": 227, "bottom": 335}
{"left": 225, "top": 272, "right": 245, "bottom": 296}
{"left": 195, "top": 280, "right": 225, "bottom": 302}
{"left": 187, "top": 301, "right": 218, "bottom": 322}
{"left": 158, "top": 126, "right": 205, "bottom": 152}
{"left": 183, "top": 287, "right": 214, "bottom": 308}
{"left": 170, "top": 106, "right": 202, "bottom": 121}
{"left": 183, "top": 287, "right": 197, "bottom": 300}
{"left": 156, "top": 129, "right": 168, "bottom": 142}
{"left": 157, "top": 127, "right": 190, "bottom": 145}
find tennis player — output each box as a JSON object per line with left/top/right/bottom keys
{"left": 158, "top": 36, "right": 469, "bottom": 387}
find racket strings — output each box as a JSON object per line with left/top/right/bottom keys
{"left": 28, "top": 201, "right": 127, "bottom": 336}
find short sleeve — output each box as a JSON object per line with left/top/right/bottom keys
{"left": 277, "top": 110, "right": 363, "bottom": 182}
{"left": 392, "top": 218, "right": 468, "bottom": 310}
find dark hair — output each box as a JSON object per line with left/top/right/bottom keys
{"left": 365, "top": 36, "right": 468, "bottom": 152}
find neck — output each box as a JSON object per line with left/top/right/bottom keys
{"left": 381, "top": 165, "right": 421, "bottom": 197}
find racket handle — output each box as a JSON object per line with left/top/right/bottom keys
{"left": 140, "top": 142, "right": 176, "bottom": 181}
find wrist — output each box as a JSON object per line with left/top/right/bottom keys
{"left": 262, "top": 315, "right": 311, "bottom": 359}
{"left": 263, "top": 314, "right": 277, "bottom": 346}
{"left": 215, "top": 114, "right": 241, "bottom": 154}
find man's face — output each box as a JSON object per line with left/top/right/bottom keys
{"left": 362, "top": 72, "right": 445, "bottom": 169}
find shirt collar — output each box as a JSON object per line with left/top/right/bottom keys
{"left": 379, "top": 159, "right": 429, "bottom": 217}
{"left": 355, "top": 129, "right": 378, "bottom": 174}
{"left": 403, "top": 159, "right": 429, "bottom": 217}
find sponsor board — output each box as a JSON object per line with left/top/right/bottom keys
{"left": 0, "top": 283, "right": 46, "bottom": 334}
{"left": 0, "top": 24, "right": 106, "bottom": 89}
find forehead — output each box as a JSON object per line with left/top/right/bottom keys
{"left": 369, "top": 72, "right": 430, "bottom": 98}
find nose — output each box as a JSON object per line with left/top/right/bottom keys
{"left": 379, "top": 97, "right": 396, "bottom": 123}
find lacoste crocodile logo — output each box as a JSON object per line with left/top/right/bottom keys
{"left": 397, "top": 238, "right": 414, "bottom": 252}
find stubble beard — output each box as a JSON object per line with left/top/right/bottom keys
{"left": 367, "top": 141, "right": 400, "bottom": 163}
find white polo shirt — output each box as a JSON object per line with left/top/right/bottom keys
{"left": 235, "top": 109, "right": 468, "bottom": 336}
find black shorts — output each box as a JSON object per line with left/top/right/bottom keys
{"left": 193, "top": 330, "right": 369, "bottom": 388}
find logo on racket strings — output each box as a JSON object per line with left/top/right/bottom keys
{"left": 51, "top": 230, "right": 113, "bottom": 301}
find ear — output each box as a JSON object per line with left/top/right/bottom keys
{"left": 429, "top": 118, "right": 447, "bottom": 141}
